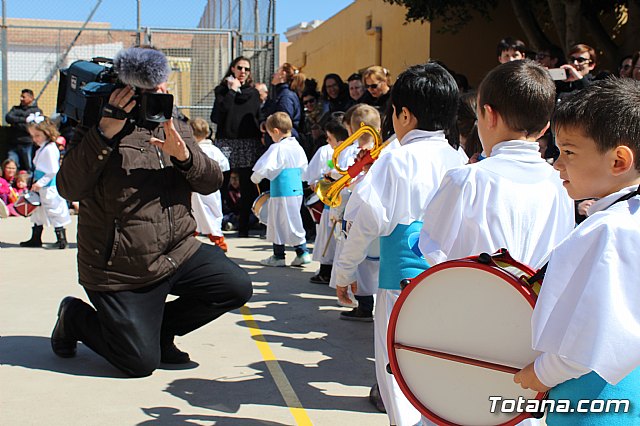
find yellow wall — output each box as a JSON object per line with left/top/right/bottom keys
{"left": 429, "top": 0, "right": 528, "bottom": 88}
{"left": 287, "top": 0, "right": 430, "bottom": 83}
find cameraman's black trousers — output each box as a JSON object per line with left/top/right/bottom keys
{"left": 65, "top": 243, "right": 252, "bottom": 377}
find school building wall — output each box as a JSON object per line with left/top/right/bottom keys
{"left": 286, "top": 0, "right": 528, "bottom": 88}
{"left": 286, "top": 0, "right": 430, "bottom": 84}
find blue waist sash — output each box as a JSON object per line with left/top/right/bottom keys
{"left": 379, "top": 221, "right": 429, "bottom": 290}
{"left": 270, "top": 168, "right": 303, "bottom": 197}
{"left": 547, "top": 367, "right": 640, "bottom": 424}
{"left": 34, "top": 170, "right": 56, "bottom": 187}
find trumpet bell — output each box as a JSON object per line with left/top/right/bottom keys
{"left": 315, "top": 178, "right": 343, "bottom": 208}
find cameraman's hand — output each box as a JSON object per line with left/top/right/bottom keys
{"left": 149, "top": 119, "right": 190, "bottom": 162}
{"left": 99, "top": 86, "right": 136, "bottom": 139}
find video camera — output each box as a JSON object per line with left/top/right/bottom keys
{"left": 56, "top": 49, "right": 174, "bottom": 129}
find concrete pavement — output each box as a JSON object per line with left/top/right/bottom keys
{"left": 0, "top": 216, "right": 388, "bottom": 426}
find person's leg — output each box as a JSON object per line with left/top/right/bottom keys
{"left": 238, "top": 167, "right": 258, "bottom": 237}
{"left": 294, "top": 242, "right": 308, "bottom": 256}
{"left": 273, "top": 243, "right": 285, "bottom": 259}
{"left": 7, "top": 147, "right": 20, "bottom": 170}
{"left": 161, "top": 243, "right": 252, "bottom": 342}
{"left": 20, "top": 144, "right": 34, "bottom": 171}
{"left": 61, "top": 280, "right": 172, "bottom": 377}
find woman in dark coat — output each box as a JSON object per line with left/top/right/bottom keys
{"left": 211, "top": 56, "right": 264, "bottom": 237}
{"left": 321, "top": 73, "right": 354, "bottom": 114}
{"left": 263, "top": 62, "right": 303, "bottom": 143}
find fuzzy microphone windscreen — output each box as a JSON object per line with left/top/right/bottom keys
{"left": 113, "top": 47, "right": 171, "bottom": 90}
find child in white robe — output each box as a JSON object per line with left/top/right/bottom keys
{"left": 189, "top": 118, "right": 231, "bottom": 252}
{"left": 20, "top": 114, "right": 71, "bottom": 249}
{"left": 514, "top": 78, "right": 640, "bottom": 425}
{"left": 418, "top": 59, "right": 575, "bottom": 426}
{"left": 251, "top": 112, "right": 309, "bottom": 267}
{"left": 332, "top": 63, "right": 466, "bottom": 426}
{"left": 303, "top": 119, "right": 346, "bottom": 284}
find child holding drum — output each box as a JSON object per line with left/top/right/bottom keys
{"left": 332, "top": 63, "right": 465, "bottom": 426}
{"left": 251, "top": 112, "right": 309, "bottom": 267}
{"left": 515, "top": 78, "right": 640, "bottom": 424}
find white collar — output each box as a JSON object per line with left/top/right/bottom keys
{"left": 589, "top": 185, "right": 640, "bottom": 215}
{"left": 489, "top": 140, "right": 544, "bottom": 163}
{"left": 400, "top": 129, "right": 447, "bottom": 146}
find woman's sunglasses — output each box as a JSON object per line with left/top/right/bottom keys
{"left": 365, "top": 83, "right": 380, "bottom": 89}
{"left": 235, "top": 65, "right": 251, "bottom": 72}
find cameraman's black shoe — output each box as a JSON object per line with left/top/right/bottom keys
{"left": 51, "top": 297, "right": 80, "bottom": 358}
{"left": 160, "top": 342, "right": 191, "bottom": 364}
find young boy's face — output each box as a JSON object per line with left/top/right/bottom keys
{"left": 499, "top": 48, "right": 524, "bottom": 64}
{"left": 554, "top": 125, "right": 615, "bottom": 200}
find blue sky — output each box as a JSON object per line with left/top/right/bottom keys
{"left": 4, "top": 0, "right": 353, "bottom": 41}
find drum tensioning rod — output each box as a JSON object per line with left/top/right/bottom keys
{"left": 394, "top": 343, "right": 520, "bottom": 375}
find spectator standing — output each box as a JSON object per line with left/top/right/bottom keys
{"left": 4, "top": 89, "right": 43, "bottom": 170}
{"left": 347, "top": 73, "right": 372, "bottom": 104}
{"left": 362, "top": 66, "right": 392, "bottom": 118}
{"left": 321, "top": 73, "right": 353, "bottom": 115}
{"left": 497, "top": 36, "right": 527, "bottom": 63}
{"left": 557, "top": 44, "right": 597, "bottom": 99}
{"left": 264, "top": 63, "right": 303, "bottom": 145}
{"left": 211, "top": 56, "right": 264, "bottom": 238}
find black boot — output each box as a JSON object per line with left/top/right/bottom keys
{"left": 54, "top": 227, "right": 67, "bottom": 249}
{"left": 20, "top": 225, "right": 43, "bottom": 247}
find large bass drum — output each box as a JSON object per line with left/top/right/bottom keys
{"left": 388, "top": 249, "right": 544, "bottom": 426}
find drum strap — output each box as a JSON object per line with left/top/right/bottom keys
{"left": 528, "top": 185, "right": 640, "bottom": 286}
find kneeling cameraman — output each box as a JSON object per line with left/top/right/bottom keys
{"left": 53, "top": 46, "right": 252, "bottom": 377}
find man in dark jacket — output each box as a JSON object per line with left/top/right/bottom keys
{"left": 4, "top": 89, "right": 42, "bottom": 170}
{"left": 52, "top": 47, "right": 252, "bottom": 378}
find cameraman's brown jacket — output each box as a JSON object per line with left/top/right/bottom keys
{"left": 58, "top": 118, "right": 222, "bottom": 291}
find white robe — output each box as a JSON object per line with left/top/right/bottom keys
{"left": 302, "top": 143, "right": 333, "bottom": 184}
{"left": 191, "top": 140, "right": 230, "bottom": 236}
{"left": 334, "top": 129, "right": 465, "bottom": 426}
{"left": 419, "top": 140, "right": 575, "bottom": 269}
{"left": 31, "top": 142, "right": 70, "bottom": 228}
{"left": 251, "top": 136, "right": 308, "bottom": 246}
{"left": 532, "top": 185, "right": 640, "bottom": 385}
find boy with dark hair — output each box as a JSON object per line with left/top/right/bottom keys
{"left": 515, "top": 78, "right": 640, "bottom": 424}
{"left": 420, "top": 59, "right": 573, "bottom": 270}
{"left": 333, "top": 62, "right": 465, "bottom": 425}
{"left": 497, "top": 36, "right": 527, "bottom": 63}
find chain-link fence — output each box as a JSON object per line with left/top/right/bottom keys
{"left": 1, "top": 0, "right": 278, "bottom": 124}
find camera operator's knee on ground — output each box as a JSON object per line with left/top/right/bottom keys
{"left": 108, "top": 339, "right": 161, "bottom": 378}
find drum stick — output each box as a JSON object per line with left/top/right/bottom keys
{"left": 322, "top": 221, "right": 338, "bottom": 257}
{"left": 255, "top": 183, "right": 261, "bottom": 194}
{"left": 394, "top": 343, "right": 520, "bottom": 375}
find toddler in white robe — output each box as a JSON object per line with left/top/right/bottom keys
{"left": 20, "top": 114, "right": 71, "bottom": 249}
{"left": 251, "top": 112, "right": 309, "bottom": 267}
{"left": 189, "top": 118, "right": 230, "bottom": 251}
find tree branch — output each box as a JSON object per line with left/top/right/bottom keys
{"left": 510, "top": 0, "right": 552, "bottom": 50}
{"left": 624, "top": 0, "right": 640, "bottom": 55}
{"left": 563, "top": 0, "right": 583, "bottom": 49}
{"left": 581, "top": 2, "right": 620, "bottom": 69}
{"left": 547, "top": 0, "right": 567, "bottom": 51}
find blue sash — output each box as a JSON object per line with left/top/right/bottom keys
{"left": 379, "top": 221, "right": 429, "bottom": 290}
{"left": 547, "top": 368, "right": 640, "bottom": 425}
{"left": 34, "top": 170, "right": 56, "bottom": 187}
{"left": 270, "top": 168, "right": 303, "bottom": 198}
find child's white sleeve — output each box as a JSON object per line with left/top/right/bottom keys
{"left": 533, "top": 353, "right": 592, "bottom": 388}
{"left": 250, "top": 171, "right": 263, "bottom": 184}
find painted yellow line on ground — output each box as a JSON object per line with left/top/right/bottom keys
{"left": 241, "top": 306, "right": 313, "bottom": 426}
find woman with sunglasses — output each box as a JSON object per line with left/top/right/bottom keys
{"left": 557, "top": 44, "right": 597, "bottom": 100}
{"left": 211, "top": 56, "right": 264, "bottom": 238}
{"left": 362, "top": 66, "right": 392, "bottom": 117}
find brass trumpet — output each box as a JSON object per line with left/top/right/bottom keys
{"left": 316, "top": 124, "right": 392, "bottom": 207}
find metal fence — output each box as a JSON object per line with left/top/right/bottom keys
{"left": 1, "top": 0, "right": 278, "bottom": 124}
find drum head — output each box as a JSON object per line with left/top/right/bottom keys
{"left": 252, "top": 192, "right": 270, "bottom": 225}
{"left": 389, "top": 263, "right": 541, "bottom": 426}
{"left": 305, "top": 193, "right": 320, "bottom": 206}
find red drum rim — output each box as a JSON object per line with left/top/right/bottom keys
{"left": 387, "top": 256, "right": 543, "bottom": 426}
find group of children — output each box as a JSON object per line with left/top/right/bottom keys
{"left": 326, "top": 60, "right": 640, "bottom": 426}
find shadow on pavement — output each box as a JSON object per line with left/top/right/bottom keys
{"left": 0, "top": 335, "right": 126, "bottom": 378}
{"left": 137, "top": 407, "right": 288, "bottom": 425}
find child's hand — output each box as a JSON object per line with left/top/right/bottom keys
{"left": 514, "top": 362, "right": 551, "bottom": 392}
{"left": 31, "top": 183, "right": 42, "bottom": 192}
